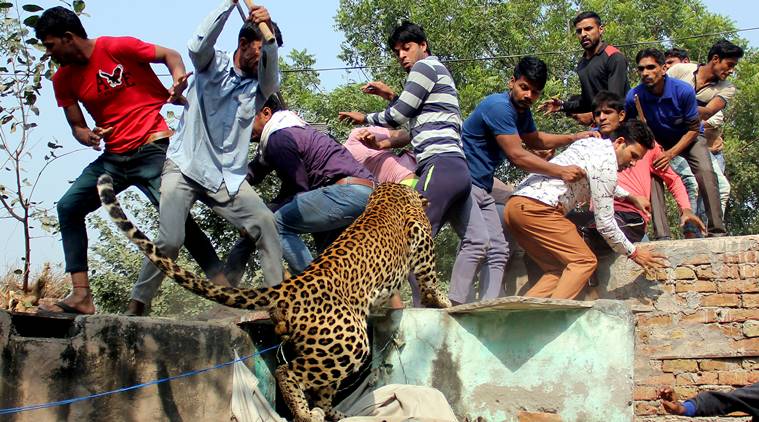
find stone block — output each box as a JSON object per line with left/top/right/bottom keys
{"left": 661, "top": 359, "right": 698, "bottom": 373}
{"left": 637, "top": 313, "right": 673, "bottom": 328}
{"left": 734, "top": 338, "right": 759, "bottom": 354}
{"left": 518, "top": 411, "right": 563, "bottom": 422}
{"left": 695, "top": 266, "right": 717, "bottom": 279}
{"left": 719, "top": 309, "right": 759, "bottom": 322}
{"left": 744, "top": 320, "right": 759, "bottom": 338}
{"left": 682, "top": 254, "right": 713, "bottom": 266}
{"left": 634, "top": 401, "right": 661, "bottom": 416}
{"left": 740, "top": 264, "right": 759, "bottom": 278}
{"left": 718, "top": 371, "right": 753, "bottom": 386}
{"left": 633, "top": 386, "right": 659, "bottom": 401}
{"left": 675, "top": 371, "right": 719, "bottom": 385}
{"left": 680, "top": 309, "right": 719, "bottom": 324}
{"left": 674, "top": 267, "right": 697, "bottom": 280}
{"left": 675, "top": 280, "right": 716, "bottom": 293}
{"left": 700, "top": 294, "right": 741, "bottom": 308}
{"left": 718, "top": 280, "right": 759, "bottom": 293}
{"left": 699, "top": 359, "right": 742, "bottom": 371}
{"left": 743, "top": 294, "right": 759, "bottom": 308}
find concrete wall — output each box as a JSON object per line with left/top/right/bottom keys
{"left": 506, "top": 235, "right": 759, "bottom": 421}
{"left": 0, "top": 313, "right": 277, "bottom": 422}
{"left": 371, "top": 298, "right": 635, "bottom": 422}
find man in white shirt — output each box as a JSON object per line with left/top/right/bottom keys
{"left": 504, "top": 120, "right": 666, "bottom": 299}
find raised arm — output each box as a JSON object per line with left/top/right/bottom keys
{"left": 187, "top": 0, "right": 236, "bottom": 72}
{"left": 364, "top": 60, "right": 437, "bottom": 128}
{"left": 255, "top": 39, "right": 279, "bottom": 110}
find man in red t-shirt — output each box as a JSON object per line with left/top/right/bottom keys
{"left": 35, "top": 6, "right": 223, "bottom": 315}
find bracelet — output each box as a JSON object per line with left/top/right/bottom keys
{"left": 629, "top": 248, "right": 639, "bottom": 259}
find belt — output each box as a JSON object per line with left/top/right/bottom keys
{"left": 145, "top": 130, "right": 174, "bottom": 145}
{"left": 335, "top": 176, "right": 375, "bottom": 189}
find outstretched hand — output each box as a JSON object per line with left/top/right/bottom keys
{"left": 627, "top": 195, "right": 652, "bottom": 220}
{"left": 167, "top": 71, "right": 193, "bottom": 106}
{"left": 361, "top": 81, "right": 395, "bottom": 101}
{"left": 657, "top": 387, "right": 687, "bottom": 415}
{"left": 680, "top": 209, "right": 706, "bottom": 235}
{"left": 538, "top": 97, "right": 563, "bottom": 114}
{"left": 338, "top": 112, "right": 367, "bottom": 125}
{"left": 631, "top": 246, "right": 669, "bottom": 271}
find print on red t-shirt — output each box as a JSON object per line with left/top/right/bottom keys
{"left": 52, "top": 36, "right": 170, "bottom": 154}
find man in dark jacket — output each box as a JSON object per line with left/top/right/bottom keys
{"left": 539, "top": 11, "right": 629, "bottom": 125}
{"left": 659, "top": 385, "right": 759, "bottom": 420}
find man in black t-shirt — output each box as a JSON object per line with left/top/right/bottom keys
{"left": 540, "top": 11, "right": 629, "bottom": 126}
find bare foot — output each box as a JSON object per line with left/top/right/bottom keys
{"left": 38, "top": 287, "right": 96, "bottom": 315}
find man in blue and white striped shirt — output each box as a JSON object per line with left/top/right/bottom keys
{"left": 339, "top": 22, "right": 471, "bottom": 242}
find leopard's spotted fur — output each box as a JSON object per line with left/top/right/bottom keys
{"left": 96, "top": 174, "right": 450, "bottom": 422}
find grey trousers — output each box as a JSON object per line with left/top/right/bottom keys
{"left": 650, "top": 136, "right": 726, "bottom": 236}
{"left": 448, "top": 185, "right": 510, "bottom": 303}
{"left": 131, "top": 160, "right": 284, "bottom": 305}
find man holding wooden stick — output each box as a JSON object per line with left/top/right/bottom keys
{"left": 127, "top": 0, "right": 285, "bottom": 315}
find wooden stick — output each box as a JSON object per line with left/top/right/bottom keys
{"left": 240, "top": 0, "right": 275, "bottom": 43}
{"left": 634, "top": 94, "right": 647, "bottom": 124}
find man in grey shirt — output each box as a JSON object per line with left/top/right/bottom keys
{"left": 127, "top": 0, "right": 284, "bottom": 315}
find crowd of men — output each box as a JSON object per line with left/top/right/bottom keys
{"left": 33, "top": 3, "right": 743, "bottom": 315}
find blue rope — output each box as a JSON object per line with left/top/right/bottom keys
{"left": 0, "top": 344, "right": 279, "bottom": 415}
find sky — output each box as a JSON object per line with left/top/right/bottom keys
{"left": 1, "top": 0, "right": 758, "bottom": 274}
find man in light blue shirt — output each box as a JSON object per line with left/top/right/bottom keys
{"left": 127, "top": 0, "right": 284, "bottom": 315}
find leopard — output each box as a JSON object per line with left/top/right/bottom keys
{"left": 96, "top": 174, "right": 451, "bottom": 422}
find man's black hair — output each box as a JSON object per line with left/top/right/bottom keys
{"left": 261, "top": 94, "right": 284, "bottom": 114}
{"left": 707, "top": 39, "right": 744, "bottom": 62}
{"left": 611, "top": 119, "right": 655, "bottom": 150}
{"left": 592, "top": 91, "right": 624, "bottom": 113}
{"left": 35, "top": 6, "right": 87, "bottom": 40}
{"left": 572, "top": 11, "right": 602, "bottom": 27}
{"left": 513, "top": 56, "right": 548, "bottom": 90}
{"left": 664, "top": 47, "right": 689, "bottom": 61}
{"left": 388, "top": 21, "right": 431, "bottom": 55}
{"left": 239, "top": 21, "right": 283, "bottom": 47}
{"left": 635, "top": 48, "right": 665, "bottom": 66}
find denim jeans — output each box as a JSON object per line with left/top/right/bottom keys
{"left": 56, "top": 140, "right": 222, "bottom": 276}
{"left": 225, "top": 183, "right": 373, "bottom": 279}
{"left": 276, "top": 184, "right": 372, "bottom": 273}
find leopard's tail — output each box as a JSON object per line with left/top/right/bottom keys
{"left": 96, "top": 174, "right": 283, "bottom": 310}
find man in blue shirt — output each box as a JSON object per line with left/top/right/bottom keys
{"left": 450, "top": 56, "right": 597, "bottom": 304}
{"left": 127, "top": 1, "right": 285, "bottom": 315}
{"left": 625, "top": 48, "right": 726, "bottom": 236}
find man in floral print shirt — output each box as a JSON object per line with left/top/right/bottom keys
{"left": 504, "top": 120, "right": 667, "bottom": 299}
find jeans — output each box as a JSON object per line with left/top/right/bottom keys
{"left": 226, "top": 183, "right": 372, "bottom": 279}
{"left": 131, "top": 159, "right": 283, "bottom": 304}
{"left": 57, "top": 140, "right": 222, "bottom": 277}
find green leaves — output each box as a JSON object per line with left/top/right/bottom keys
{"left": 22, "top": 15, "right": 38, "bottom": 28}
{"left": 21, "top": 4, "right": 43, "bottom": 12}
{"left": 73, "top": 0, "right": 85, "bottom": 14}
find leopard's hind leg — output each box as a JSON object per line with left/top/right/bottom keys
{"left": 275, "top": 362, "right": 323, "bottom": 422}
{"left": 313, "top": 384, "right": 347, "bottom": 422}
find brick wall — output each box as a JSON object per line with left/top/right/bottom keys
{"left": 630, "top": 241, "right": 759, "bottom": 421}
{"left": 505, "top": 235, "right": 759, "bottom": 420}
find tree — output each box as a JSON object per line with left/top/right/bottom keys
{"left": 0, "top": 1, "right": 87, "bottom": 290}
